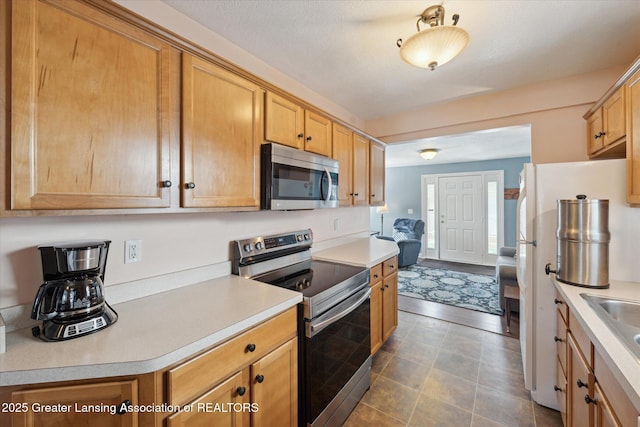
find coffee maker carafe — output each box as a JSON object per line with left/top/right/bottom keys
{"left": 31, "top": 240, "right": 117, "bottom": 341}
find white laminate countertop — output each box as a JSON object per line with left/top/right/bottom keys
{"left": 0, "top": 275, "right": 301, "bottom": 387}
{"left": 312, "top": 237, "right": 399, "bottom": 268}
{"left": 554, "top": 277, "right": 640, "bottom": 411}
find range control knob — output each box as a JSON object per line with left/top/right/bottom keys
{"left": 243, "top": 243, "right": 252, "bottom": 253}
{"left": 304, "top": 233, "right": 310, "bottom": 241}
{"left": 297, "top": 234, "right": 303, "bottom": 242}
{"left": 255, "top": 242, "right": 264, "bottom": 251}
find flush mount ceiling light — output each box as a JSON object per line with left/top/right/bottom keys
{"left": 420, "top": 148, "right": 439, "bottom": 160}
{"left": 396, "top": 4, "right": 470, "bottom": 71}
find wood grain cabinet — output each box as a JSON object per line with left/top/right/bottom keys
{"left": 586, "top": 86, "right": 626, "bottom": 158}
{"left": 166, "top": 307, "right": 297, "bottom": 427}
{"left": 370, "top": 256, "right": 398, "bottom": 354}
{"left": 265, "top": 92, "right": 332, "bottom": 156}
{"left": 10, "top": 0, "right": 178, "bottom": 210}
{"left": 181, "top": 54, "right": 263, "bottom": 209}
{"left": 352, "top": 134, "right": 370, "bottom": 206}
{"left": 332, "top": 124, "right": 354, "bottom": 205}
{"left": 626, "top": 68, "right": 640, "bottom": 205}
{"left": 554, "top": 292, "right": 640, "bottom": 427}
{"left": 369, "top": 141, "right": 385, "bottom": 206}
{"left": 9, "top": 379, "right": 140, "bottom": 427}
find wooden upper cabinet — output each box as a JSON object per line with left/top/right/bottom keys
{"left": 352, "top": 134, "right": 370, "bottom": 206}
{"left": 587, "top": 109, "right": 604, "bottom": 154}
{"left": 265, "top": 91, "right": 304, "bottom": 150}
{"left": 587, "top": 86, "right": 626, "bottom": 158}
{"left": 11, "top": 0, "right": 177, "bottom": 210}
{"left": 304, "top": 110, "right": 332, "bottom": 156}
{"left": 181, "top": 54, "right": 263, "bottom": 209}
{"left": 369, "top": 141, "right": 385, "bottom": 206}
{"left": 627, "top": 68, "right": 640, "bottom": 205}
{"left": 265, "top": 91, "right": 332, "bottom": 156}
{"left": 602, "top": 86, "right": 626, "bottom": 147}
{"left": 332, "top": 123, "right": 353, "bottom": 205}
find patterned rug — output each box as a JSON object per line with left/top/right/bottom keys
{"left": 397, "top": 265, "right": 503, "bottom": 315}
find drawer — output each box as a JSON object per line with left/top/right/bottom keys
{"left": 382, "top": 256, "right": 398, "bottom": 277}
{"left": 556, "top": 358, "right": 567, "bottom": 427}
{"left": 370, "top": 264, "right": 383, "bottom": 284}
{"left": 594, "top": 348, "right": 639, "bottom": 427}
{"left": 568, "top": 310, "right": 592, "bottom": 368}
{"left": 556, "top": 311, "right": 567, "bottom": 376}
{"left": 167, "top": 307, "right": 297, "bottom": 406}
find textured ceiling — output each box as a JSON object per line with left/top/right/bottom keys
{"left": 159, "top": 0, "right": 639, "bottom": 163}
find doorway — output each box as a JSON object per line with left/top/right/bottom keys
{"left": 421, "top": 170, "right": 504, "bottom": 265}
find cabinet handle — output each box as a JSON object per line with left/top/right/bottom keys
{"left": 161, "top": 180, "right": 172, "bottom": 188}
{"left": 554, "top": 298, "right": 564, "bottom": 305}
{"left": 185, "top": 182, "right": 196, "bottom": 189}
{"left": 116, "top": 400, "right": 131, "bottom": 415}
{"left": 390, "top": 264, "right": 395, "bottom": 269}
{"left": 384, "top": 284, "right": 389, "bottom": 289}
{"left": 349, "top": 193, "right": 354, "bottom": 196}
{"left": 554, "top": 336, "right": 563, "bottom": 343}
{"left": 584, "top": 395, "right": 597, "bottom": 405}
{"left": 576, "top": 379, "right": 587, "bottom": 388}
{"left": 246, "top": 343, "right": 256, "bottom": 352}
{"left": 255, "top": 374, "right": 265, "bottom": 383}
{"left": 554, "top": 385, "right": 562, "bottom": 392}
{"left": 236, "top": 386, "right": 246, "bottom": 396}
{"left": 306, "top": 136, "right": 312, "bottom": 141}
{"left": 371, "top": 194, "right": 376, "bottom": 198}
{"left": 297, "top": 133, "right": 304, "bottom": 139}
{"left": 354, "top": 193, "right": 359, "bottom": 196}
{"left": 373, "top": 274, "right": 379, "bottom": 279}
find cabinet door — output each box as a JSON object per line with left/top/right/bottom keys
{"left": 593, "top": 382, "right": 621, "bottom": 427}
{"left": 332, "top": 124, "right": 353, "bottom": 205}
{"left": 352, "top": 134, "right": 370, "bottom": 206}
{"left": 11, "top": 0, "right": 176, "bottom": 209}
{"left": 182, "top": 54, "right": 263, "bottom": 208}
{"left": 265, "top": 92, "right": 304, "bottom": 149}
{"left": 369, "top": 141, "right": 385, "bottom": 206}
{"left": 12, "top": 380, "right": 137, "bottom": 427}
{"left": 167, "top": 370, "right": 250, "bottom": 427}
{"left": 602, "top": 86, "right": 626, "bottom": 147}
{"left": 568, "top": 334, "right": 592, "bottom": 427}
{"left": 627, "top": 68, "right": 640, "bottom": 205}
{"left": 556, "top": 359, "right": 568, "bottom": 427}
{"left": 587, "top": 109, "right": 604, "bottom": 155}
{"left": 304, "top": 110, "right": 332, "bottom": 156}
{"left": 251, "top": 339, "right": 297, "bottom": 427}
{"left": 381, "top": 271, "right": 398, "bottom": 342}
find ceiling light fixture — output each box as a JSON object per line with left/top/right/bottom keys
{"left": 396, "top": 4, "right": 469, "bottom": 71}
{"left": 420, "top": 148, "right": 439, "bottom": 160}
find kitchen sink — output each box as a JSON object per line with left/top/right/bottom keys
{"left": 581, "top": 294, "right": 640, "bottom": 361}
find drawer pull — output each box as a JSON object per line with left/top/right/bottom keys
{"left": 389, "top": 264, "right": 395, "bottom": 269}
{"left": 246, "top": 343, "right": 256, "bottom": 352}
{"left": 116, "top": 400, "right": 131, "bottom": 415}
{"left": 554, "top": 336, "right": 563, "bottom": 343}
{"left": 236, "top": 386, "right": 246, "bottom": 396}
{"left": 554, "top": 385, "right": 562, "bottom": 392}
{"left": 255, "top": 374, "right": 265, "bottom": 383}
{"left": 554, "top": 298, "right": 563, "bottom": 305}
{"left": 584, "top": 394, "right": 597, "bottom": 405}
{"left": 576, "top": 379, "right": 587, "bottom": 388}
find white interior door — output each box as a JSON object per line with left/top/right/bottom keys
{"left": 438, "top": 175, "right": 483, "bottom": 263}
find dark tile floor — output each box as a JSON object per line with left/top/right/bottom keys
{"left": 345, "top": 310, "right": 563, "bottom": 427}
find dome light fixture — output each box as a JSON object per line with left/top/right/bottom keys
{"left": 397, "top": 4, "right": 470, "bottom": 71}
{"left": 420, "top": 148, "right": 439, "bottom": 160}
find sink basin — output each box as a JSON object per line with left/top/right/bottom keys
{"left": 581, "top": 294, "right": 640, "bottom": 361}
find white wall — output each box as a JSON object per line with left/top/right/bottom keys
{"left": 0, "top": 208, "right": 369, "bottom": 308}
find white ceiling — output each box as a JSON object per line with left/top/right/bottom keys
{"left": 160, "top": 0, "right": 640, "bottom": 163}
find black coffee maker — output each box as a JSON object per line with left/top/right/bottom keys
{"left": 31, "top": 240, "right": 118, "bottom": 341}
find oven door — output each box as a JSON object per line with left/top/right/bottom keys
{"left": 302, "top": 285, "right": 371, "bottom": 426}
{"left": 261, "top": 143, "right": 338, "bottom": 210}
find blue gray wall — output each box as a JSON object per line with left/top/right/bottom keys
{"left": 370, "top": 157, "right": 530, "bottom": 249}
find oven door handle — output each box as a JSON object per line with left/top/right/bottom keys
{"left": 308, "top": 286, "right": 371, "bottom": 337}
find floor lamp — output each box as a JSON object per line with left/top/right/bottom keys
{"left": 376, "top": 204, "right": 388, "bottom": 235}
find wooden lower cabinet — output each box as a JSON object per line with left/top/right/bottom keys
{"left": 9, "top": 379, "right": 140, "bottom": 427}
{"left": 555, "top": 291, "right": 640, "bottom": 427}
{"left": 370, "top": 256, "right": 398, "bottom": 354}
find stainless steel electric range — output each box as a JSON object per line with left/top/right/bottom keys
{"left": 232, "top": 230, "right": 371, "bottom": 427}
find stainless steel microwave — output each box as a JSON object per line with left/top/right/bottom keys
{"left": 261, "top": 143, "right": 338, "bottom": 210}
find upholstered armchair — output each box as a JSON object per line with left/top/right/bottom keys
{"left": 496, "top": 247, "right": 518, "bottom": 309}
{"left": 376, "top": 218, "right": 425, "bottom": 268}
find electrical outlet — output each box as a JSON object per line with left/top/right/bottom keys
{"left": 125, "top": 240, "right": 142, "bottom": 264}
{"left": 408, "top": 208, "right": 414, "bottom": 214}
{"left": 334, "top": 218, "right": 341, "bottom": 231}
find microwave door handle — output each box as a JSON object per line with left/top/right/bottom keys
{"left": 323, "top": 167, "right": 332, "bottom": 203}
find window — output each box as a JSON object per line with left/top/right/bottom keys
{"left": 426, "top": 184, "right": 435, "bottom": 249}
{"left": 487, "top": 180, "right": 498, "bottom": 255}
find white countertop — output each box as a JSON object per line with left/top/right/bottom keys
{"left": 312, "top": 236, "right": 399, "bottom": 267}
{"left": 0, "top": 275, "right": 301, "bottom": 386}
{"left": 553, "top": 277, "right": 640, "bottom": 411}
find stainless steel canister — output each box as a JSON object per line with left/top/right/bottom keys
{"left": 553, "top": 195, "right": 610, "bottom": 288}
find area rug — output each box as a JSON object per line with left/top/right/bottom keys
{"left": 397, "top": 265, "right": 503, "bottom": 315}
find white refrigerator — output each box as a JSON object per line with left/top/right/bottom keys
{"left": 516, "top": 158, "right": 640, "bottom": 409}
